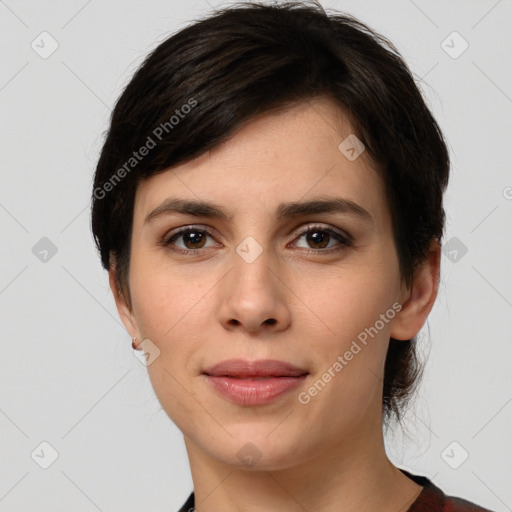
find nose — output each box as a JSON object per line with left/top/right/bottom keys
{"left": 217, "top": 248, "right": 291, "bottom": 335}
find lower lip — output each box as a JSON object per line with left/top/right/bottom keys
{"left": 204, "top": 375, "right": 308, "bottom": 405}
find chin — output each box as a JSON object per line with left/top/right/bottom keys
{"left": 206, "top": 431, "right": 308, "bottom": 471}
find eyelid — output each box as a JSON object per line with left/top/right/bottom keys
{"left": 162, "top": 224, "right": 219, "bottom": 245}
{"left": 291, "top": 222, "right": 352, "bottom": 244}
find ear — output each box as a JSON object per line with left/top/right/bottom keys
{"left": 390, "top": 239, "right": 441, "bottom": 341}
{"left": 108, "top": 258, "right": 139, "bottom": 346}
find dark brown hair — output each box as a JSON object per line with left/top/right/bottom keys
{"left": 91, "top": 0, "right": 450, "bottom": 426}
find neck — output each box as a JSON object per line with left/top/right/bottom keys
{"left": 183, "top": 416, "right": 422, "bottom": 512}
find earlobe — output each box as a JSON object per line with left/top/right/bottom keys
{"left": 390, "top": 239, "right": 441, "bottom": 341}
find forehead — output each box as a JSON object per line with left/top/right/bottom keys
{"left": 133, "top": 97, "right": 388, "bottom": 227}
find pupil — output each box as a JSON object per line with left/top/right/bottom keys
{"left": 308, "top": 231, "right": 328, "bottom": 248}
{"left": 186, "top": 231, "right": 205, "bottom": 248}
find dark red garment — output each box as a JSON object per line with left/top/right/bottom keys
{"left": 178, "top": 469, "right": 495, "bottom": 511}
{"left": 402, "top": 470, "right": 493, "bottom": 511}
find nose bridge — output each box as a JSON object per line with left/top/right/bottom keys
{"left": 231, "top": 238, "right": 277, "bottom": 301}
{"left": 218, "top": 237, "right": 291, "bottom": 332}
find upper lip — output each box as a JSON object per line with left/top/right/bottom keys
{"left": 203, "top": 359, "right": 309, "bottom": 378}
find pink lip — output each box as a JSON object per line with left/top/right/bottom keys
{"left": 203, "top": 359, "right": 309, "bottom": 406}
{"left": 203, "top": 358, "right": 308, "bottom": 378}
{"left": 205, "top": 375, "right": 308, "bottom": 405}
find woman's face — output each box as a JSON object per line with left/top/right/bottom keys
{"left": 115, "top": 97, "right": 414, "bottom": 470}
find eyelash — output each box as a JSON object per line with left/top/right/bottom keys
{"left": 160, "top": 224, "right": 353, "bottom": 255}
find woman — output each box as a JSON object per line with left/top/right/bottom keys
{"left": 91, "top": 2, "right": 494, "bottom": 511}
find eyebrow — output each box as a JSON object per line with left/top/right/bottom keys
{"left": 144, "top": 196, "right": 374, "bottom": 226}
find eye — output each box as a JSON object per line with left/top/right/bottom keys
{"left": 161, "top": 223, "right": 352, "bottom": 255}
{"left": 162, "top": 226, "right": 218, "bottom": 253}
{"left": 291, "top": 224, "right": 352, "bottom": 253}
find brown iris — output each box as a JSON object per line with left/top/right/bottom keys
{"left": 306, "top": 230, "right": 330, "bottom": 249}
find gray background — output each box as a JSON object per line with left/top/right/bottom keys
{"left": 1, "top": 0, "right": 511, "bottom": 510}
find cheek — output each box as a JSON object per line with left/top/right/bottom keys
{"left": 128, "top": 256, "right": 219, "bottom": 387}
{"left": 296, "top": 276, "right": 394, "bottom": 440}
{"left": 292, "top": 262, "right": 397, "bottom": 402}
{"left": 295, "top": 261, "right": 398, "bottom": 344}
{"left": 129, "top": 265, "right": 213, "bottom": 430}
{"left": 129, "top": 248, "right": 209, "bottom": 339}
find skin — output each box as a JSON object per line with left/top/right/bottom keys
{"left": 110, "top": 96, "right": 440, "bottom": 512}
